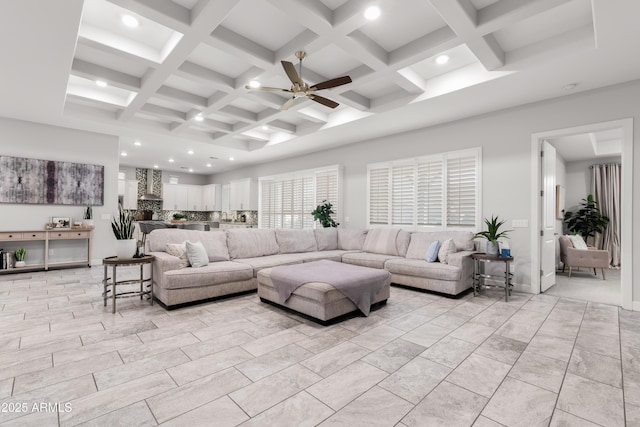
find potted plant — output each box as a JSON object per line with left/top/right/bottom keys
{"left": 82, "top": 206, "right": 94, "bottom": 227}
{"left": 563, "top": 194, "right": 609, "bottom": 243}
{"left": 171, "top": 212, "right": 187, "bottom": 223}
{"left": 14, "top": 247, "right": 26, "bottom": 267}
{"left": 474, "top": 215, "right": 512, "bottom": 257}
{"left": 311, "top": 200, "right": 339, "bottom": 228}
{"left": 111, "top": 204, "right": 136, "bottom": 258}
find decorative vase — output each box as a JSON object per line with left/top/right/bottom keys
{"left": 486, "top": 241, "right": 500, "bottom": 257}
{"left": 115, "top": 239, "right": 137, "bottom": 259}
{"left": 15, "top": 261, "right": 26, "bottom": 268}
{"left": 82, "top": 219, "right": 94, "bottom": 227}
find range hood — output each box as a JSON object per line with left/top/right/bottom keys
{"left": 138, "top": 169, "right": 162, "bottom": 200}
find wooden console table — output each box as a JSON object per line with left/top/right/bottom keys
{"left": 0, "top": 228, "right": 92, "bottom": 273}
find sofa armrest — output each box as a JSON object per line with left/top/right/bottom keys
{"left": 447, "top": 250, "right": 475, "bottom": 268}
{"left": 148, "top": 251, "right": 180, "bottom": 282}
{"left": 563, "top": 247, "right": 608, "bottom": 267}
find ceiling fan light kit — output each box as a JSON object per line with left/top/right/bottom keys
{"left": 245, "top": 51, "right": 352, "bottom": 111}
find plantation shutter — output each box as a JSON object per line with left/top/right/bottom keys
{"left": 369, "top": 167, "right": 390, "bottom": 225}
{"left": 417, "top": 159, "right": 443, "bottom": 226}
{"left": 446, "top": 154, "right": 477, "bottom": 227}
{"left": 315, "top": 169, "right": 339, "bottom": 226}
{"left": 391, "top": 164, "right": 415, "bottom": 226}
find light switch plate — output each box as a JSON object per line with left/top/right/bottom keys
{"left": 512, "top": 219, "right": 528, "bottom": 228}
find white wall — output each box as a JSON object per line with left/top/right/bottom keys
{"left": 565, "top": 156, "right": 621, "bottom": 211}
{"left": 212, "top": 80, "right": 640, "bottom": 303}
{"left": 0, "top": 117, "right": 119, "bottom": 264}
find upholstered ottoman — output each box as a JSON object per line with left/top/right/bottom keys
{"left": 257, "top": 260, "right": 390, "bottom": 324}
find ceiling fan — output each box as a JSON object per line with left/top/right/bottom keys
{"left": 245, "top": 50, "right": 352, "bottom": 111}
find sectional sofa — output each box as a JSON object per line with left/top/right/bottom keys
{"left": 146, "top": 227, "right": 476, "bottom": 308}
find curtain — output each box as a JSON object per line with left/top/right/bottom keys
{"left": 592, "top": 163, "right": 621, "bottom": 267}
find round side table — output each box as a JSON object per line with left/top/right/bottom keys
{"left": 102, "top": 255, "right": 154, "bottom": 313}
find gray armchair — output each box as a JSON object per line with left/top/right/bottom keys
{"left": 559, "top": 235, "right": 608, "bottom": 279}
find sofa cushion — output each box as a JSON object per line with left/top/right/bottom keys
{"left": 226, "top": 229, "right": 280, "bottom": 259}
{"left": 385, "top": 258, "right": 461, "bottom": 281}
{"left": 338, "top": 229, "right": 368, "bottom": 250}
{"left": 341, "top": 252, "right": 402, "bottom": 269}
{"left": 149, "top": 229, "right": 230, "bottom": 262}
{"left": 163, "top": 261, "right": 253, "bottom": 290}
{"left": 397, "top": 230, "right": 411, "bottom": 257}
{"left": 315, "top": 228, "right": 338, "bottom": 250}
{"left": 235, "top": 254, "right": 304, "bottom": 277}
{"left": 363, "top": 228, "right": 400, "bottom": 255}
{"left": 166, "top": 243, "right": 189, "bottom": 269}
{"left": 438, "top": 238, "right": 457, "bottom": 264}
{"left": 276, "top": 229, "right": 318, "bottom": 253}
{"left": 405, "top": 231, "right": 474, "bottom": 260}
{"left": 186, "top": 241, "right": 209, "bottom": 268}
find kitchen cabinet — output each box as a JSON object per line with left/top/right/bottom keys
{"left": 202, "top": 184, "right": 221, "bottom": 211}
{"left": 221, "top": 184, "right": 230, "bottom": 212}
{"left": 229, "top": 178, "right": 257, "bottom": 211}
{"left": 118, "top": 180, "right": 138, "bottom": 210}
{"left": 187, "top": 185, "right": 203, "bottom": 211}
{"left": 163, "top": 183, "right": 186, "bottom": 211}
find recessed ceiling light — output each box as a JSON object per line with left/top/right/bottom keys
{"left": 133, "top": 141, "right": 141, "bottom": 146}
{"left": 249, "top": 80, "right": 261, "bottom": 88}
{"left": 364, "top": 5, "right": 381, "bottom": 20}
{"left": 121, "top": 14, "right": 139, "bottom": 28}
{"left": 563, "top": 83, "right": 577, "bottom": 91}
{"left": 168, "top": 158, "right": 174, "bottom": 163}
{"left": 153, "top": 165, "right": 159, "bottom": 169}
{"left": 189, "top": 168, "right": 194, "bottom": 173}
{"left": 206, "top": 163, "right": 212, "bottom": 167}
{"left": 187, "top": 150, "right": 194, "bottom": 155}
{"left": 261, "top": 125, "right": 269, "bottom": 131}
{"left": 194, "top": 114, "right": 204, "bottom": 122}
{"left": 435, "top": 54, "right": 450, "bottom": 65}
{"left": 95, "top": 80, "right": 107, "bottom": 87}
{"left": 120, "top": 151, "right": 127, "bottom": 157}
{"left": 229, "top": 157, "right": 234, "bottom": 161}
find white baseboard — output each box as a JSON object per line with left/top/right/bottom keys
{"left": 632, "top": 301, "right": 640, "bottom": 312}
{"left": 90, "top": 258, "right": 103, "bottom": 266}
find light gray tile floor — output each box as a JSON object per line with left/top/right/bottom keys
{"left": 0, "top": 266, "right": 636, "bottom": 426}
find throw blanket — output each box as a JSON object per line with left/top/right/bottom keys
{"left": 270, "top": 260, "right": 390, "bottom": 316}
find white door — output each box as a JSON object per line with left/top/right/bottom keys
{"left": 540, "top": 140, "right": 556, "bottom": 292}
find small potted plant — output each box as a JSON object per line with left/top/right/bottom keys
{"left": 82, "top": 206, "right": 94, "bottom": 227}
{"left": 14, "top": 247, "right": 26, "bottom": 267}
{"left": 311, "top": 200, "right": 339, "bottom": 228}
{"left": 474, "top": 215, "right": 512, "bottom": 257}
{"left": 171, "top": 212, "right": 187, "bottom": 223}
{"left": 111, "top": 204, "right": 136, "bottom": 258}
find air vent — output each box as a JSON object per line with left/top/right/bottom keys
{"left": 180, "top": 166, "right": 189, "bottom": 170}
{"left": 209, "top": 156, "right": 219, "bottom": 160}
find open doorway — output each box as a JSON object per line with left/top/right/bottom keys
{"left": 530, "top": 119, "right": 633, "bottom": 310}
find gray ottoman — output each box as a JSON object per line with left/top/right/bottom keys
{"left": 257, "top": 263, "right": 390, "bottom": 324}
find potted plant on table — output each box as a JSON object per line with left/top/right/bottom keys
{"left": 82, "top": 206, "right": 94, "bottom": 227}
{"left": 171, "top": 212, "right": 187, "bottom": 223}
{"left": 474, "top": 215, "right": 512, "bottom": 257}
{"left": 563, "top": 194, "right": 609, "bottom": 244}
{"left": 311, "top": 200, "right": 339, "bottom": 228}
{"left": 14, "top": 247, "right": 26, "bottom": 268}
{"left": 112, "top": 204, "right": 136, "bottom": 258}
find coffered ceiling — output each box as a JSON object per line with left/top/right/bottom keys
{"left": 1, "top": 0, "right": 639, "bottom": 174}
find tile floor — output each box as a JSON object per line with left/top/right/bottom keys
{"left": 545, "top": 268, "right": 621, "bottom": 306}
{"left": 0, "top": 266, "right": 637, "bottom": 426}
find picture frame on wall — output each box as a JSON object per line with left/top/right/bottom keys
{"left": 555, "top": 185, "right": 565, "bottom": 219}
{"left": 52, "top": 217, "right": 71, "bottom": 228}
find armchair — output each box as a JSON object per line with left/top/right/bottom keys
{"left": 559, "top": 236, "right": 608, "bottom": 279}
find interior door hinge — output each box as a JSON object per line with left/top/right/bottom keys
{"left": 540, "top": 269, "right": 544, "bottom": 276}
{"left": 540, "top": 230, "right": 544, "bottom": 236}
{"left": 541, "top": 150, "right": 544, "bottom": 157}
{"left": 540, "top": 190, "right": 544, "bottom": 197}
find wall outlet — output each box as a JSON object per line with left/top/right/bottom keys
{"left": 101, "top": 213, "right": 112, "bottom": 220}
{"left": 512, "top": 219, "right": 528, "bottom": 228}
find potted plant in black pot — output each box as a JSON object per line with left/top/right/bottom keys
{"left": 563, "top": 194, "right": 609, "bottom": 244}
{"left": 474, "top": 215, "right": 512, "bottom": 257}
{"left": 82, "top": 205, "right": 94, "bottom": 227}
{"left": 311, "top": 200, "right": 339, "bottom": 228}
{"left": 112, "top": 204, "right": 136, "bottom": 258}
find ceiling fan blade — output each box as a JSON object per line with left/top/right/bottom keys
{"left": 245, "top": 85, "right": 291, "bottom": 93}
{"left": 310, "top": 76, "right": 352, "bottom": 91}
{"left": 280, "top": 97, "right": 296, "bottom": 111}
{"left": 281, "top": 61, "right": 304, "bottom": 86}
{"left": 309, "top": 94, "right": 339, "bottom": 109}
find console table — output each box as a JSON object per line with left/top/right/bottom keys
{"left": 0, "top": 228, "right": 92, "bottom": 273}
{"left": 472, "top": 253, "right": 514, "bottom": 302}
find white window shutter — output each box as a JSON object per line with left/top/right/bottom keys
{"left": 446, "top": 155, "right": 477, "bottom": 227}
{"left": 368, "top": 167, "right": 390, "bottom": 225}
{"left": 417, "top": 159, "right": 443, "bottom": 226}
{"left": 391, "top": 164, "right": 415, "bottom": 226}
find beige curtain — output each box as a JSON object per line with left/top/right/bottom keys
{"left": 592, "top": 163, "right": 621, "bottom": 267}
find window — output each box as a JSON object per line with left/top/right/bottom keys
{"left": 259, "top": 165, "right": 342, "bottom": 229}
{"left": 367, "top": 148, "right": 481, "bottom": 229}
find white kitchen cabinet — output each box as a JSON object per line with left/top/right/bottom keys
{"left": 187, "top": 185, "right": 203, "bottom": 211}
{"left": 229, "top": 178, "right": 257, "bottom": 210}
{"left": 221, "top": 184, "right": 230, "bottom": 212}
{"left": 163, "top": 183, "right": 187, "bottom": 211}
{"left": 118, "top": 180, "right": 138, "bottom": 209}
{"left": 202, "top": 184, "right": 221, "bottom": 211}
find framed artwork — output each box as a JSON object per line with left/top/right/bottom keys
{"left": 556, "top": 185, "right": 565, "bottom": 219}
{"left": 52, "top": 217, "right": 71, "bottom": 228}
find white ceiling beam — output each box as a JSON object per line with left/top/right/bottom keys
{"left": 156, "top": 86, "right": 207, "bottom": 108}
{"left": 247, "top": 91, "right": 288, "bottom": 110}
{"left": 210, "top": 27, "right": 274, "bottom": 66}
{"left": 201, "top": 118, "right": 233, "bottom": 133}
{"left": 220, "top": 105, "right": 257, "bottom": 122}
{"left": 427, "top": 0, "right": 505, "bottom": 70}
{"left": 477, "top": 0, "right": 573, "bottom": 34}
{"left": 71, "top": 59, "right": 141, "bottom": 91}
{"left": 266, "top": 0, "right": 332, "bottom": 34}
{"left": 268, "top": 119, "right": 297, "bottom": 134}
{"left": 106, "top": 0, "right": 191, "bottom": 31}
{"left": 389, "top": 26, "right": 459, "bottom": 68}
{"left": 139, "top": 104, "right": 186, "bottom": 122}
{"left": 76, "top": 37, "right": 159, "bottom": 70}
{"left": 297, "top": 107, "right": 328, "bottom": 124}
{"left": 178, "top": 61, "right": 235, "bottom": 88}
{"left": 341, "top": 91, "right": 370, "bottom": 110}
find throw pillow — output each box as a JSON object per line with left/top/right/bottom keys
{"left": 568, "top": 234, "right": 588, "bottom": 250}
{"left": 166, "top": 242, "right": 189, "bottom": 269}
{"left": 425, "top": 240, "right": 441, "bottom": 262}
{"left": 185, "top": 241, "right": 209, "bottom": 268}
{"left": 438, "top": 238, "right": 457, "bottom": 264}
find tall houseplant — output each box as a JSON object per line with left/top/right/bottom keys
{"left": 311, "top": 200, "right": 339, "bottom": 228}
{"left": 112, "top": 204, "right": 136, "bottom": 258}
{"left": 563, "top": 194, "right": 609, "bottom": 243}
{"left": 474, "top": 215, "right": 512, "bottom": 256}
{"left": 82, "top": 205, "right": 94, "bottom": 227}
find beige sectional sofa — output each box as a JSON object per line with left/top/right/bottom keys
{"left": 146, "top": 227, "right": 476, "bottom": 308}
